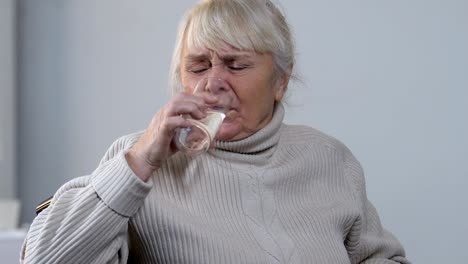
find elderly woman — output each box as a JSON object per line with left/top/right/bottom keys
{"left": 22, "top": 0, "right": 409, "bottom": 263}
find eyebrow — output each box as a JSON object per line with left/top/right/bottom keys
{"left": 220, "top": 54, "right": 252, "bottom": 61}
{"left": 184, "top": 54, "right": 210, "bottom": 62}
{"left": 184, "top": 52, "right": 254, "bottom": 62}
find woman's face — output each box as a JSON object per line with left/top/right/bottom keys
{"left": 180, "top": 42, "right": 289, "bottom": 141}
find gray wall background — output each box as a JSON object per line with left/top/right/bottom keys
{"left": 0, "top": 0, "right": 16, "bottom": 199}
{"left": 15, "top": 0, "right": 468, "bottom": 263}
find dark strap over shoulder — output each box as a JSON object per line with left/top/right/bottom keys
{"left": 35, "top": 196, "right": 53, "bottom": 215}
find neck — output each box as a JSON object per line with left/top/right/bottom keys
{"left": 210, "top": 103, "right": 285, "bottom": 163}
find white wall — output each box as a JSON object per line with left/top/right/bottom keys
{"left": 0, "top": 0, "right": 16, "bottom": 199}
{"left": 17, "top": 0, "right": 468, "bottom": 263}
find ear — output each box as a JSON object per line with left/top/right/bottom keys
{"left": 274, "top": 66, "right": 293, "bottom": 101}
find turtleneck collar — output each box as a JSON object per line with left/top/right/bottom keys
{"left": 209, "top": 103, "right": 285, "bottom": 163}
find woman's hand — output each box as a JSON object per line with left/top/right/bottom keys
{"left": 125, "top": 92, "right": 217, "bottom": 182}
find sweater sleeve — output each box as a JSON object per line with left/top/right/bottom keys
{"left": 21, "top": 135, "right": 152, "bottom": 264}
{"left": 343, "top": 149, "right": 411, "bottom": 264}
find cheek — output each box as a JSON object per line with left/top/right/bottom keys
{"left": 236, "top": 84, "right": 276, "bottom": 117}
{"left": 184, "top": 83, "right": 204, "bottom": 95}
{"left": 184, "top": 87, "right": 194, "bottom": 94}
{"left": 180, "top": 72, "right": 200, "bottom": 94}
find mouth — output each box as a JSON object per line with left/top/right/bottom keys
{"left": 222, "top": 109, "right": 238, "bottom": 122}
{"left": 209, "top": 105, "right": 227, "bottom": 112}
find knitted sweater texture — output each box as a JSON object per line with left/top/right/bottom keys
{"left": 22, "top": 104, "right": 409, "bottom": 264}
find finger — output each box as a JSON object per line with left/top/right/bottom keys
{"left": 173, "top": 92, "right": 209, "bottom": 108}
{"left": 166, "top": 101, "right": 207, "bottom": 120}
{"left": 158, "top": 115, "right": 191, "bottom": 138}
{"left": 173, "top": 92, "right": 209, "bottom": 106}
{"left": 199, "top": 92, "right": 218, "bottom": 104}
{"left": 177, "top": 91, "right": 218, "bottom": 106}
{"left": 170, "top": 92, "right": 223, "bottom": 118}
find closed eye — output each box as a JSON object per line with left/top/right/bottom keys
{"left": 228, "top": 64, "right": 250, "bottom": 71}
{"left": 190, "top": 68, "right": 209, "bottom": 74}
{"left": 187, "top": 61, "right": 211, "bottom": 74}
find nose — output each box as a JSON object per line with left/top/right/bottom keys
{"left": 204, "top": 62, "right": 231, "bottom": 92}
{"left": 205, "top": 77, "right": 230, "bottom": 95}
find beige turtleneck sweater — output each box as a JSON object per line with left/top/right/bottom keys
{"left": 21, "top": 104, "right": 409, "bottom": 264}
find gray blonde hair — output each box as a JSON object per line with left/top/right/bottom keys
{"left": 169, "top": 0, "right": 295, "bottom": 94}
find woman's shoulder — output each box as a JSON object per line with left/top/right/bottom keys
{"left": 280, "top": 124, "right": 349, "bottom": 153}
{"left": 112, "top": 131, "right": 145, "bottom": 149}
{"left": 97, "top": 131, "right": 145, "bottom": 165}
{"left": 108, "top": 130, "right": 144, "bottom": 152}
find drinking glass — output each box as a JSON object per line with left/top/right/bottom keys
{"left": 174, "top": 78, "right": 233, "bottom": 155}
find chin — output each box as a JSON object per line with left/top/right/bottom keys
{"left": 215, "top": 123, "right": 244, "bottom": 142}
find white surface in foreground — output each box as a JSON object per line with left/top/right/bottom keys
{"left": 0, "top": 230, "right": 27, "bottom": 264}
